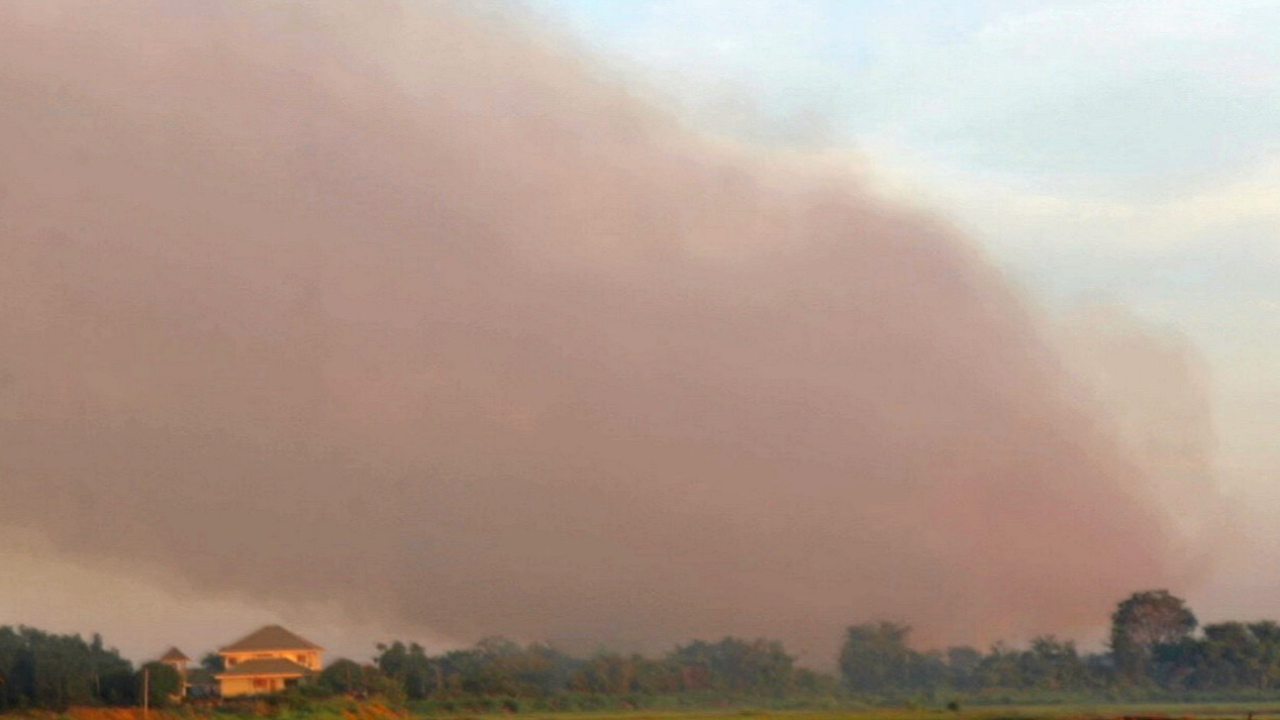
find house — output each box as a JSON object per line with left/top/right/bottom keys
{"left": 158, "top": 647, "right": 190, "bottom": 699}
{"left": 214, "top": 625, "right": 323, "bottom": 697}
{"left": 156, "top": 646, "right": 216, "bottom": 699}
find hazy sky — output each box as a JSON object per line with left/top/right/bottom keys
{"left": 540, "top": 0, "right": 1280, "bottom": 330}
{"left": 1, "top": 0, "right": 1277, "bottom": 665}
{"left": 541, "top": 0, "right": 1280, "bottom": 597}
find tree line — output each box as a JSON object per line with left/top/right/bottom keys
{"left": 835, "top": 590, "right": 1280, "bottom": 697}
{"left": 341, "top": 591, "right": 1280, "bottom": 704}
{"left": 319, "top": 635, "right": 834, "bottom": 706}
{"left": 0, "top": 625, "right": 179, "bottom": 711}
{"left": 10, "top": 589, "right": 1280, "bottom": 711}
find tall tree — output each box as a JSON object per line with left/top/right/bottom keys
{"left": 838, "top": 622, "right": 917, "bottom": 692}
{"left": 0, "top": 626, "right": 134, "bottom": 710}
{"left": 1110, "top": 590, "right": 1197, "bottom": 681}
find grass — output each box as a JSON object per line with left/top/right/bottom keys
{"left": 445, "top": 705, "right": 1280, "bottom": 720}
{"left": 35, "top": 700, "right": 1280, "bottom": 720}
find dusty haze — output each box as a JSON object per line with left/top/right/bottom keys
{"left": 0, "top": 0, "right": 1206, "bottom": 662}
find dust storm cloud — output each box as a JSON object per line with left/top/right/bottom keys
{"left": 0, "top": 0, "right": 1199, "bottom": 660}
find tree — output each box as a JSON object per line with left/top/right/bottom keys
{"left": 1153, "top": 621, "right": 1280, "bottom": 691}
{"left": 1021, "top": 636, "right": 1088, "bottom": 690}
{"left": 945, "top": 646, "right": 982, "bottom": 690}
{"left": 137, "top": 662, "right": 181, "bottom": 708}
{"left": 665, "top": 637, "right": 796, "bottom": 694}
{"left": 569, "top": 653, "right": 638, "bottom": 695}
{"left": 793, "top": 667, "right": 838, "bottom": 695}
{"left": 200, "top": 652, "right": 225, "bottom": 673}
{"left": 320, "top": 658, "right": 370, "bottom": 695}
{"left": 838, "top": 622, "right": 917, "bottom": 692}
{"left": 1247, "top": 621, "right": 1280, "bottom": 689}
{"left": 0, "top": 625, "right": 134, "bottom": 711}
{"left": 1110, "top": 590, "right": 1197, "bottom": 681}
{"left": 376, "top": 641, "right": 446, "bottom": 699}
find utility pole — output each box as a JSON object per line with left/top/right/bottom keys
{"left": 142, "top": 666, "right": 149, "bottom": 720}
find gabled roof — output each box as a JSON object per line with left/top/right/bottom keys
{"left": 219, "top": 625, "right": 322, "bottom": 653}
{"left": 215, "top": 657, "right": 312, "bottom": 678}
{"left": 160, "top": 647, "right": 190, "bottom": 662}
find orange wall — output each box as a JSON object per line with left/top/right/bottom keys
{"left": 220, "top": 676, "right": 287, "bottom": 697}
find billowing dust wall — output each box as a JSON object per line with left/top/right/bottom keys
{"left": 0, "top": 0, "right": 1194, "bottom": 661}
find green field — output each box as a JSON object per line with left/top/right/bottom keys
{"left": 29, "top": 700, "right": 1280, "bottom": 720}
{"left": 456, "top": 706, "right": 1280, "bottom": 720}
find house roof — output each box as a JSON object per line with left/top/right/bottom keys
{"left": 219, "top": 625, "right": 322, "bottom": 653}
{"left": 160, "top": 647, "right": 190, "bottom": 662}
{"left": 215, "top": 657, "right": 313, "bottom": 678}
